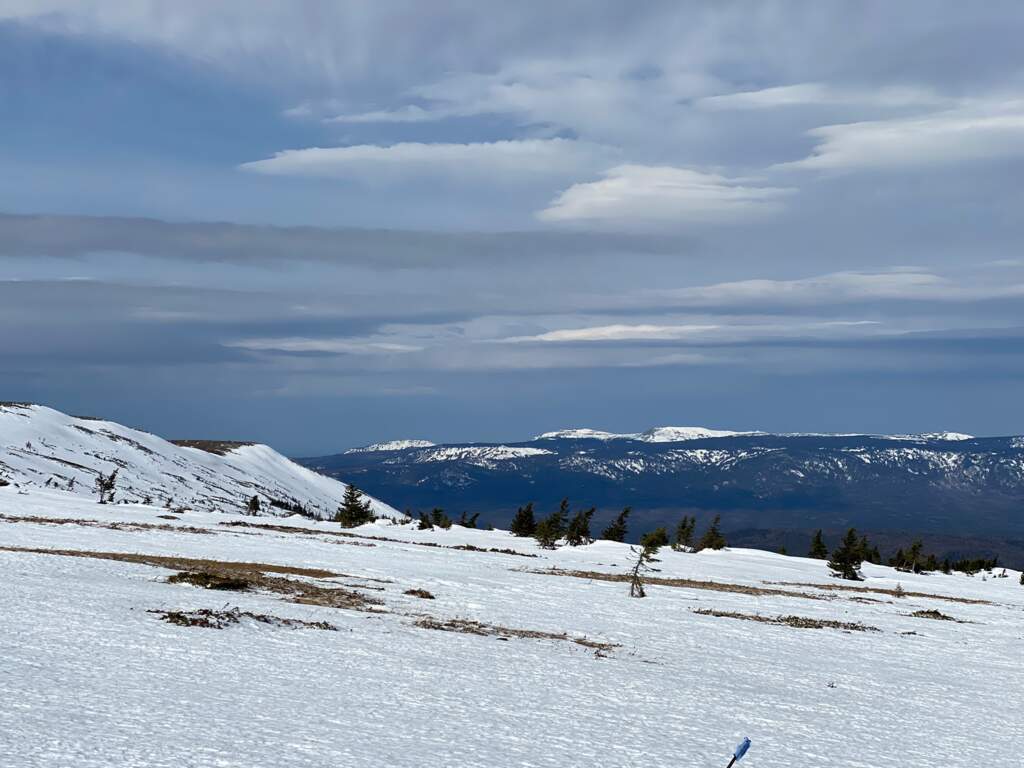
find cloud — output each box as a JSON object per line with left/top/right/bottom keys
{"left": 778, "top": 102, "right": 1024, "bottom": 171}
{"left": 240, "top": 139, "right": 613, "bottom": 183}
{"left": 697, "top": 83, "right": 947, "bottom": 111}
{"left": 537, "top": 165, "right": 794, "bottom": 228}
{"left": 0, "top": 212, "right": 682, "bottom": 268}
{"left": 506, "top": 324, "right": 721, "bottom": 342}
{"left": 226, "top": 336, "right": 423, "bottom": 355}
{"left": 653, "top": 270, "right": 1024, "bottom": 308}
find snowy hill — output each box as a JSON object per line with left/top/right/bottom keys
{"left": 1, "top": 490, "right": 1021, "bottom": 767}
{"left": 0, "top": 403, "right": 397, "bottom": 518}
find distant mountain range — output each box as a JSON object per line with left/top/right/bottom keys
{"left": 300, "top": 426, "right": 1024, "bottom": 564}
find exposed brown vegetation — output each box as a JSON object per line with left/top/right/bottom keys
{"left": 149, "top": 607, "right": 337, "bottom": 630}
{"left": 692, "top": 608, "right": 879, "bottom": 632}
{"left": 169, "top": 439, "right": 255, "bottom": 455}
{"left": 530, "top": 567, "right": 824, "bottom": 600}
{"left": 768, "top": 581, "right": 992, "bottom": 605}
{"left": 0, "top": 546, "right": 336, "bottom": 577}
{"left": 1, "top": 546, "right": 382, "bottom": 611}
{"left": 220, "top": 520, "right": 538, "bottom": 557}
{"left": 405, "top": 588, "right": 435, "bottom": 599}
{"left": 167, "top": 570, "right": 253, "bottom": 591}
{"left": 908, "top": 609, "right": 967, "bottom": 623}
{"left": 0, "top": 513, "right": 214, "bottom": 536}
{"left": 413, "top": 616, "right": 619, "bottom": 652}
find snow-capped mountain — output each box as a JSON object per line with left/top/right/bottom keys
{"left": 302, "top": 426, "right": 1024, "bottom": 544}
{"left": 0, "top": 403, "right": 397, "bottom": 518}
{"left": 345, "top": 439, "right": 436, "bottom": 453}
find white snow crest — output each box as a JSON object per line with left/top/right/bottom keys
{"left": 0, "top": 403, "right": 397, "bottom": 518}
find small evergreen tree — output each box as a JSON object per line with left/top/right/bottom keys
{"left": 247, "top": 495, "right": 261, "bottom": 516}
{"left": 672, "top": 515, "right": 697, "bottom": 551}
{"left": 430, "top": 508, "right": 453, "bottom": 529}
{"left": 696, "top": 515, "right": 727, "bottom": 551}
{"left": 778, "top": 544, "right": 788, "bottom": 555}
{"left": 533, "top": 498, "right": 569, "bottom": 549}
{"left": 627, "top": 539, "right": 661, "bottom": 598}
{"left": 94, "top": 469, "right": 117, "bottom": 504}
{"left": 640, "top": 527, "right": 669, "bottom": 552}
{"left": 808, "top": 529, "right": 828, "bottom": 559}
{"left": 827, "top": 527, "right": 864, "bottom": 580}
{"left": 564, "top": 507, "right": 595, "bottom": 546}
{"left": 335, "top": 485, "right": 375, "bottom": 528}
{"left": 600, "top": 506, "right": 630, "bottom": 542}
{"left": 509, "top": 503, "right": 536, "bottom": 537}
{"left": 457, "top": 511, "right": 480, "bottom": 529}
{"left": 417, "top": 512, "right": 433, "bottom": 530}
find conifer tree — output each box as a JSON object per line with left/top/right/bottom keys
{"left": 418, "top": 512, "right": 433, "bottom": 530}
{"left": 808, "top": 529, "right": 828, "bottom": 559}
{"left": 247, "top": 495, "right": 261, "bottom": 516}
{"left": 457, "top": 511, "right": 480, "bottom": 529}
{"left": 564, "top": 507, "right": 595, "bottom": 546}
{"left": 696, "top": 515, "right": 727, "bottom": 551}
{"left": 827, "top": 527, "right": 864, "bottom": 580}
{"left": 509, "top": 503, "right": 536, "bottom": 537}
{"left": 533, "top": 498, "right": 569, "bottom": 549}
{"left": 430, "top": 508, "right": 453, "bottom": 529}
{"left": 94, "top": 469, "right": 117, "bottom": 504}
{"left": 672, "top": 515, "right": 697, "bottom": 551}
{"left": 639, "top": 527, "right": 669, "bottom": 552}
{"left": 600, "top": 506, "right": 630, "bottom": 542}
{"left": 335, "top": 485, "right": 375, "bottom": 528}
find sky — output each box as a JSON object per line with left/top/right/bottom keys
{"left": 2, "top": 1, "right": 1024, "bottom": 455}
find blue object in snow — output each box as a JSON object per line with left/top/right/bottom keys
{"left": 725, "top": 737, "right": 751, "bottom": 767}
{"left": 734, "top": 738, "right": 751, "bottom": 760}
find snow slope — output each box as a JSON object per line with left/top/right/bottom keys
{"left": 1, "top": 487, "right": 1021, "bottom": 768}
{"left": 0, "top": 403, "right": 397, "bottom": 518}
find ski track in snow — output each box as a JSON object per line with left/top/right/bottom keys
{"left": 1, "top": 489, "right": 1022, "bottom": 767}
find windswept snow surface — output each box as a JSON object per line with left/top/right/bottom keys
{"left": 0, "top": 403, "right": 396, "bottom": 519}
{"left": 1, "top": 487, "right": 1022, "bottom": 768}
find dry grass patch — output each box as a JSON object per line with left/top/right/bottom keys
{"left": 405, "top": 588, "right": 435, "bottom": 599}
{"left": 414, "top": 616, "right": 619, "bottom": 653}
{"left": 0, "top": 513, "right": 214, "bottom": 535}
{"left": 149, "top": 607, "right": 337, "bottom": 630}
{"left": 531, "top": 567, "right": 825, "bottom": 600}
{"left": 1, "top": 546, "right": 383, "bottom": 611}
{"left": 767, "top": 581, "right": 992, "bottom": 605}
{"left": 908, "top": 609, "right": 968, "bottom": 623}
{"left": 220, "top": 520, "right": 538, "bottom": 557}
{"left": 692, "top": 608, "right": 879, "bottom": 632}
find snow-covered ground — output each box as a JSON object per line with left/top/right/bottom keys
{"left": 0, "top": 403, "right": 396, "bottom": 518}
{"left": 2, "top": 487, "right": 1021, "bottom": 767}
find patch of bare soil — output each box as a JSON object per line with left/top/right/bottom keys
{"left": 169, "top": 439, "right": 255, "bottom": 455}
{"left": 767, "top": 581, "right": 992, "bottom": 605}
{"left": 148, "top": 607, "right": 337, "bottom": 630}
{"left": 167, "top": 570, "right": 254, "bottom": 591}
{"left": 1, "top": 546, "right": 382, "bottom": 611}
{"left": 413, "top": 616, "right": 619, "bottom": 653}
{"left": 530, "top": 567, "right": 825, "bottom": 600}
{"left": 0, "top": 513, "right": 215, "bottom": 535}
{"left": 404, "top": 588, "right": 435, "bottom": 599}
{"left": 220, "top": 520, "right": 539, "bottom": 558}
{"left": 908, "top": 609, "right": 969, "bottom": 623}
{"left": 692, "top": 608, "right": 879, "bottom": 632}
